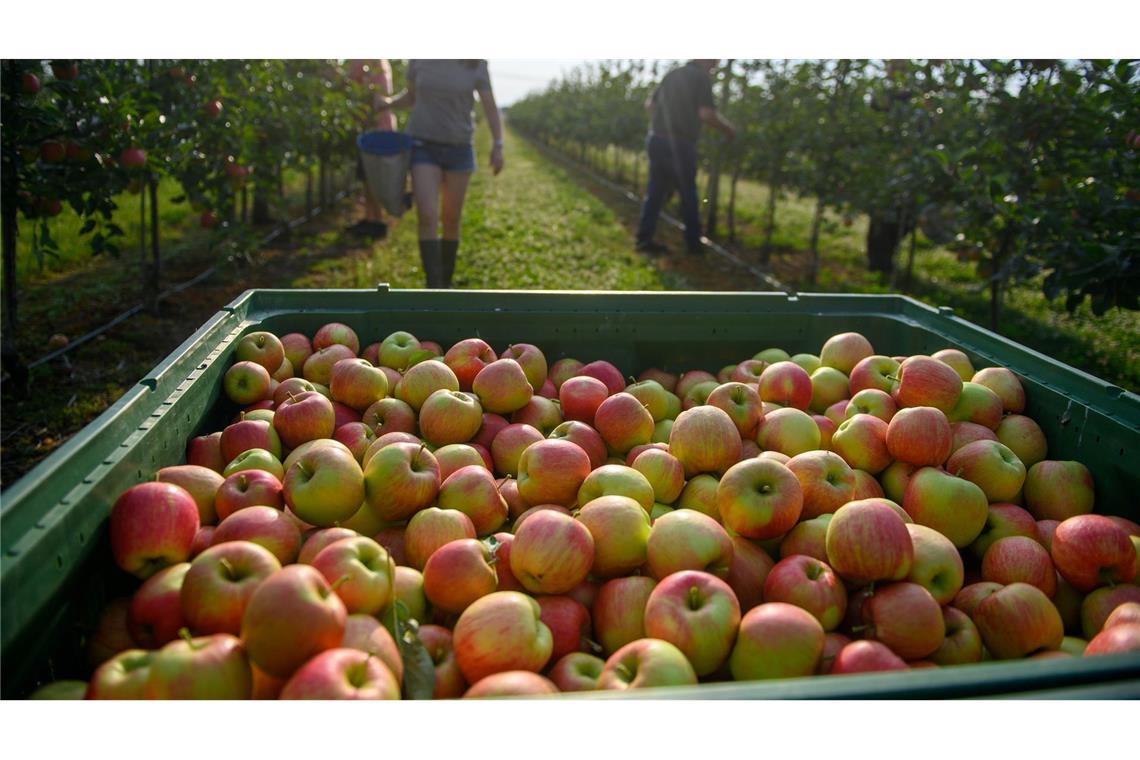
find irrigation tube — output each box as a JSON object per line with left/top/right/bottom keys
{"left": 520, "top": 134, "right": 790, "bottom": 294}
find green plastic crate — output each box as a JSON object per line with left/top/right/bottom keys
{"left": 2, "top": 287, "right": 1138, "bottom": 698}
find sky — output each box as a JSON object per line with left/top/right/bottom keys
{"left": 487, "top": 59, "right": 592, "bottom": 105}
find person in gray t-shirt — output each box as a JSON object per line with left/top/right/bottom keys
{"left": 379, "top": 60, "right": 504, "bottom": 288}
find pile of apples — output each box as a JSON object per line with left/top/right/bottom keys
{"left": 61, "top": 326, "right": 1140, "bottom": 699}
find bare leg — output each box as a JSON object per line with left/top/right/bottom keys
{"left": 412, "top": 163, "right": 444, "bottom": 286}
{"left": 440, "top": 170, "right": 473, "bottom": 288}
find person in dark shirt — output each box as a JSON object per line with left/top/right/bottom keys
{"left": 636, "top": 60, "right": 736, "bottom": 256}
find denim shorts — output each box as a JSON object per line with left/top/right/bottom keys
{"left": 410, "top": 139, "right": 476, "bottom": 173}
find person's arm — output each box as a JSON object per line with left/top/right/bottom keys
{"left": 698, "top": 105, "right": 736, "bottom": 140}
{"left": 378, "top": 61, "right": 415, "bottom": 111}
{"left": 478, "top": 85, "right": 504, "bottom": 176}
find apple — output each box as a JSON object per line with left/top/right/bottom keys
{"left": 1080, "top": 585, "right": 1140, "bottom": 639}
{"left": 894, "top": 356, "right": 962, "bottom": 414}
{"left": 624, "top": 450, "right": 684, "bottom": 507}
{"left": 224, "top": 361, "right": 272, "bottom": 405}
{"left": 212, "top": 506, "right": 302, "bottom": 565}
{"left": 848, "top": 355, "right": 900, "bottom": 395}
{"left": 273, "top": 377, "right": 319, "bottom": 406}
{"left": 904, "top": 524, "right": 964, "bottom": 605}
{"left": 362, "top": 397, "right": 417, "bottom": 436}
{"left": 646, "top": 509, "right": 734, "bottom": 580}
{"left": 86, "top": 598, "right": 135, "bottom": 669}
{"left": 549, "top": 652, "right": 604, "bottom": 692}
{"left": 862, "top": 582, "right": 945, "bottom": 660}
{"left": 501, "top": 343, "right": 548, "bottom": 392}
{"left": 817, "top": 632, "right": 852, "bottom": 674}
{"left": 558, "top": 375, "right": 610, "bottom": 426}
{"left": 594, "top": 392, "right": 655, "bottom": 455}
{"left": 716, "top": 457, "right": 803, "bottom": 539}
{"left": 546, "top": 423, "right": 606, "bottom": 472}
{"left": 577, "top": 463, "right": 655, "bottom": 513}
{"left": 415, "top": 623, "right": 466, "bottom": 698}
{"left": 681, "top": 380, "right": 719, "bottom": 410}
{"left": 808, "top": 367, "right": 850, "bottom": 415}
{"left": 785, "top": 354, "right": 817, "bottom": 375}
{"left": 886, "top": 406, "right": 952, "bottom": 467}
{"left": 453, "top": 591, "right": 553, "bottom": 684}
{"left": 577, "top": 495, "right": 652, "bottom": 578}
{"left": 221, "top": 417, "right": 283, "bottom": 464}
{"left": 155, "top": 465, "right": 224, "bottom": 526}
{"left": 361, "top": 432, "right": 421, "bottom": 468}
{"left": 995, "top": 414, "right": 1048, "bottom": 467}
{"left": 187, "top": 432, "right": 226, "bottom": 474}
{"left": 510, "top": 510, "right": 594, "bottom": 594}
{"left": 391, "top": 566, "right": 428, "bottom": 623}
{"left": 820, "top": 332, "right": 874, "bottom": 375}
{"left": 971, "top": 366, "right": 1026, "bottom": 414}
{"left": 729, "top": 601, "right": 825, "bottom": 680}
{"left": 845, "top": 388, "right": 897, "bottom": 423}
{"left": 376, "top": 331, "right": 421, "bottom": 370}
{"left": 636, "top": 366, "right": 677, "bottom": 392}
{"left": 643, "top": 569, "right": 741, "bottom": 677}
{"left": 825, "top": 499, "right": 913, "bottom": 585}
{"left": 515, "top": 438, "right": 591, "bottom": 508}
{"left": 363, "top": 442, "right": 441, "bottom": 522}
{"left": 949, "top": 421, "right": 999, "bottom": 455}
{"left": 675, "top": 473, "right": 719, "bottom": 520}
{"left": 489, "top": 423, "right": 543, "bottom": 478}
{"left": 127, "top": 563, "right": 190, "bottom": 648}
{"left": 422, "top": 538, "right": 499, "bottom": 614}
{"left": 952, "top": 581, "right": 1004, "bottom": 617}
{"left": 879, "top": 461, "right": 916, "bottom": 504}
{"left": 472, "top": 358, "right": 534, "bottom": 415}
{"left": 1023, "top": 460, "right": 1095, "bottom": 522}
{"left": 234, "top": 331, "right": 286, "bottom": 373}
{"left": 143, "top": 633, "right": 252, "bottom": 700}
{"left": 414, "top": 389, "right": 482, "bottom": 446}
{"left": 311, "top": 536, "right": 395, "bottom": 615}
{"left": 851, "top": 469, "right": 885, "bottom": 500}
{"left": 966, "top": 503, "right": 1040, "bottom": 562}
{"left": 930, "top": 348, "right": 975, "bottom": 381}
{"left": 334, "top": 422, "right": 377, "bottom": 464}
{"left": 283, "top": 444, "right": 364, "bottom": 528}
{"left": 241, "top": 565, "right": 347, "bottom": 679}
{"left": 763, "top": 555, "right": 847, "bottom": 631}
{"left": 1051, "top": 515, "right": 1136, "bottom": 592}
{"left": 394, "top": 360, "right": 459, "bottom": 413}
{"left": 435, "top": 465, "right": 509, "bottom": 536}
{"left": 1085, "top": 624, "right": 1140, "bottom": 656}
{"left": 329, "top": 358, "right": 388, "bottom": 412}
{"left": 86, "top": 649, "right": 157, "bottom": 699}
{"left": 110, "top": 482, "right": 200, "bottom": 580}
{"left": 829, "top": 640, "right": 908, "bottom": 674}
{"left": 972, "top": 582, "right": 1063, "bottom": 659}
{"left": 433, "top": 444, "right": 488, "bottom": 480}
{"left": 779, "top": 514, "right": 833, "bottom": 562}
{"left": 273, "top": 390, "right": 335, "bottom": 450}
{"left": 928, "top": 605, "right": 984, "bottom": 666}
{"left": 756, "top": 407, "right": 821, "bottom": 457}
{"left": 669, "top": 406, "right": 742, "bottom": 477}
{"left": 592, "top": 576, "right": 657, "bottom": 655}
{"left": 461, "top": 671, "right": 558, "bottom": 698}
{"left": 279, "top": 648, "right": 399, "bottom": 699}
{"left": 947, "top": 382, "right": 1003, "bottom": 429}
{"left": 903, "top": 467, "right": 989, "bottom": 548}
{"left": 786, "top": 451, "right": 856, "bottom": 520}
{"left": 1105, "top": 602, "right": 1140, "bottom": 630}
{"left": 946, "top": 440, "right": 1026, "bottom": 503}
{"left": 536, "top": 595, "right": 591, "bottom": 663}
{"left": 302, "top": 344, "right": 356, "bottom": 386}
{"left": 223, "top": 448, "right": 285, "bottom": 481}
{"left": 443, "top": 338, "right": 497, "bottom": 391}
{"left": 831, "top": 414, "right": 891, "bottom": 476}
{"left": 596, "top": 638, "right": 698, "bottom": 690}
{"left": 704, "top": 382, "right": 763, "bottom": 439}
{"left": 758, "top": 361, "right": 813, "bottom": 410}
{"left": 982, "top": 536, "right": 1057, "bottom": 597}
{"left": 298, "top": 527, "right": 358, "bottom": 564}
{"left": 511, "top": 396, "right": 563, "bottom": 435}
{"left": 405, "top": 507, "right": 478, "bottom": 570}
{"left": 312, "top": 322, "right": 360, "bottom": 354}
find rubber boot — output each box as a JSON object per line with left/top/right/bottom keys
{"left": 419, "top": 239, "right": 443, "bottom": 288}
{"left": 440, "top": 239, "right": 459, "bottom": 289}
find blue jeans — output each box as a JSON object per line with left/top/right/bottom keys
{"left": 636, "top": 134, "right": 701, "bottom": 249}
{"left": 411, "top": 139, "right": 476, "bottom": 173}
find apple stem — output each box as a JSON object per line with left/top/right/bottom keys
{"left": 688, "top": 586, "right": 701, "bottom": 610}
{"left": 219, "top": 557, "right": 237, "bottom": 580}
{"left": 331, "top": 574, "right": 351, "bottom": 591}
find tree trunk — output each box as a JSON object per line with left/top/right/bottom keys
{"left": 865, "top": 214, "right": 902, "bottom": 274}
{"left": 306, "top": 167, "right": 314, "bottom": 217}
{"left": 761, "top": 180, "right": 778, "bottom": 264}
{"left": 727, "top": 168, "right": 741, "bottom": 243}
{"left": 318, "top": 158, "right": 328, "bottom": 207}
{"left": 253, "top": 187, "right": 271, "bottom": 225}
{"left": 903, "top": 226, "right": 918, "bottom": 293}
{"left": 808, "top": 197, "right": 825, "bottom": 285}
{"left": 1, "top": 152, "right": 25, "bottom": 394}
{"left": 147, "top": 177, "right": 160, "bottom": 315}
{"left": 703, "top": 60, "right": 733, "bottom": 239}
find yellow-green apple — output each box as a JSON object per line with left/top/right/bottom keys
{"left": 949, "top": 421, "right": 998, "bottom": 455}
{"left": 396, "top": 359, "right": 460, "bottom": 412}
{"left": 879, "top": 460, "right": 916, "bottom": 503}
{"left": 677, "top": 473, "right": 720, "bottom": 520}
{"left": 405, "top": 507, "right": 476, "bottom": 569}
{"left": 157, "top": 465, "right": 224, "bottom": 526}
{"left": 329, "top": 358, "right": 388, "bottom": 412}
{"left": 1080, "top": 585, "right": 1140, "bottom": 639}
{"left": 651, "top": 503, "right": 674, "bottom": 522}
{"left": 577, "top": 495, "right": 651, "bottom": 578}
{"left": 1105, "top": 602, "right": 1140, "bottom": 629}
{"left": 932, "top": 348, "right": 975, "bottom": 381}
{"left": 593, "top": 576, "right": 657, "bottom": 655}
{"left": 1085, "top": 624, "right": 1140, "bottom": 656}
{"left": 436, "top": 465, "right": 508, "bottom": 536}
{"left": 391, "top": 566, "right": 428, "bottom": 623}
{"left": 644, "top": 569, "right": 741, "bottom": 676}
{"left": 87, "top": 598, "right": 134, "bottom": 669}
{"left": 283, "top": 444, "right": 364, "bottom": 527}
{"left": 1024, "top": 460, "right": 1095, "bottom": 521}
{"left": 213, "top": 506, "right": 302, "bottom": 565}
{"left": 334, "top": 422, "right": 377, "bottom": 464}
{"left": 363, "top": 441, "right": 440, "bottom": 522}
{"left": 338, "top": 502, "right": 385, "bottom": 537}
{"left": 763, "top": 555, "right": 847, "bottom": 631}
{"left": 894, "top": 356, "right": 962, "bottom": 413}
{"left": 128, "top": 563, "right": 190, "bottom": 648}
{"left": 577, "top": 463, "right": 655, "bottom": 512}
{"left": 464, "top": 671, "right": 559, "bottom": 697}
{"left": 982, "top": 536, "right": 1056, "bottom": 597}
{"left": 972, "top": 582, "right": 1063, "bottom": 659}
{"left": 845, "top": 388, "right": 897, "bottom": 423}
{"left": 831, "top": 414, "right": 892, "bottom": 476}
{"left": 281, "top": 333, "right": 313, "bottom": 373}
{"left": 453, "top": 591, "right": 553, "bottom": 683}
{"left": 143, "top": 633, "right": 252, "bottom": 699}
{"left": 830, "top": 640, "right": 908, "bottom": 674}
{"left": 274, "top": 377, "right": 319, "bottom": 406}
{"left": 952, "top": 581, "right": 1003, "bottom": 617}
{"left": 187, "top": 431, "right": 225, "bottom": 474}
{"left": 754, "top": 348, "right": 790, "bottom": 364}
{"left": 780, "top": 514, "right": 833, "bottom": 562}
{"left": 86, "top": 649, "right": 156, "bottom": 699}
{"left": 851, "top": 469, "right": 885, "bottom": 500}
{"left": 825, "top": 498, "right": 913, "bottom": 584}
{"left": 716, "top": 457, "right": 803, "bottom": 539}
{"left": 930, "top": 606, "right": 983, "bottom": 665}
{"left": 312, "top": 322, "right": 360, "bottom": 354}
{"left": 473, "top": 358, "right": 534, "bottom": 415}
{"left": 809, "top": 367, "right": 850, "bottom": 415}
{"left": 273, "top": 390, "right": 335, "bottom": 450}
{"left": 221, "top": 417, "right": 283, "bottom": 464}
{"left": 818, "top": 632, "right": 852, "bottom": 674}
{"left": 646, "top": 509, "right": 734, "bottom": 580}
{"left": 279, "top": 648, "right": 399, "bottom": 699}
{"left": 863, "top": 582, "right": 945, "bottom": 660}
{"left": 510, "top": 510, "right": 595, "bottom": 594}
{"left": 537, "top": 595, "right": 591, "bottom": 662}
{"left": 222, "top": 448, "right": 285, "bottom": 481}
{"left": 362, "top": 397, "right": 417, "bottom": 435}
{"left": 224, "top": 361, "right": 272, "bottom": 405}
{"left": 377, "top": 330, "right": 421, "bottom": 370}
{"left": 516, "top": 439, "right": 591, "bottom": 508}
{"left": 995, "top": 414, "right": 1048, "bottom": 467}
{"left": 594, "top": 392, "right": 654, "bottom": 455}
{"left": 653, "top": 419, "right": 674, "bottom": 443}
{"left": 789, "top": 354, "right": 819, "bottom": 374}
{"left": 1051, "top": 515, "right": 1136, "bottom": 592}
{"left": 947, "top": 382, "right": 1003, "bottom": 429}
{"left": 786, "top": 451, "right": 856, "bottom": 519}
{"left": 29, "top": 681, "right": 87, "bottom": 700}
{"left": 631, "top": 448, "right": 686, "bottom": 505}
{"left": 490, "top": 423, "right": 544, "bottom": 477}
{"left": 758, "top": 361, "right": 813, "bottom": 410}
{"left": 548, "top": 421, "right": 608, "bottom": 470}
{"left": 597, "top": 638, "right": 697, "bottom": 690}
{"left": 971, "top": 366, "right": 1025, "bottom": 414}
{"left": 511, "top": 396, "right": 563, "bottom": 436}
{"left": 946, "top": 439, "right": 1026, "bottom": 502}
{"left": 886, "top": 406, "right": 952, "bottom": 466}
{"left": 903, "top": 467, "right": 989, "bottom": 548}
{"left": 669, "top": 406, "right": 742, "bottom": 477}
{"left": 706, "top": 382, "right": 764, "bottom": 438}
{"left": 637, "top": 366, "right": 678, "bottom": 393}
{"left": 302, "top": 344, "right": 356, "bottom": 386}
{"left": 549, "top": 652, "right": 604, "bottom": 692}
{"left": 443, "top": 338, "right": 497, "bottom": 391}
{"left": 416, "top": 623, "right": 466, "bottom": 698}
{"left": 423, "top": 538, "right": 499, "bottom": 614}
{"left": 905, "top": 524, "right": 964, "bottom": 605}
{"left": 848, "top": 355, "right": 900, "bottom": 395}
{"left": 110, "top": 482, "right": 200, "bottom": 579}
{"left": 433, "top": 444, "right": 488, "bottom": 480}
{"left": 729, "top": 601, "right": 825, "bottom": 680}
{"left": 181, "top": 541, "right": 281, "bottom": 635}
{"left": 311, "top": 536, "right": 395, "bottom": 615}
{"left": 726, "top": 536, "right": 775, "bottom": 612}
{"left": 1057, "top": 636, "right": 1087, "bottom": 656}
{"left": 820, "top": 332, "right": 874, "bottom": 375}
{"left": 756, "top": 407, "right": 820, "bottom": 457}
{"left": 241, "top": 565, "right": 347, "bottom": 678}
{"left": 717, "top": 365, "right": 737, "bottom": 384}
{"left": 271, "top": 357, "right": 294, "bottom": 382}
{"left": 681, "top": 380, "right": 717, "bottom": 411}
{"left": 673, "top": 369, "right": 715, "bottom": 400}
{"left": 418, "top": 390, "right": 482, "bottom": 447}
{"left": 501, "top": 343, "right": 548, "bottom": 391}
{"left": 298, "top": 527, "right": 358, "bottom": 565}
